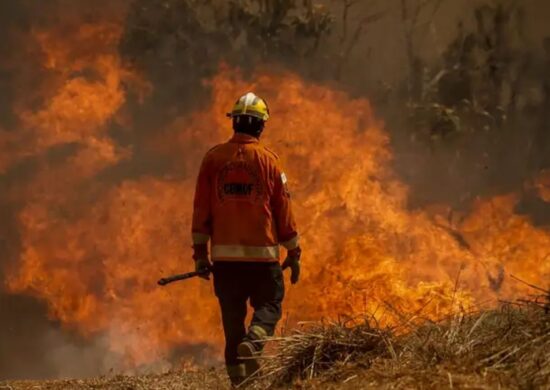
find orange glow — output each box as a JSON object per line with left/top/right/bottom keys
{"left": 3, "top": 21, "right": 550, "bottom": 369}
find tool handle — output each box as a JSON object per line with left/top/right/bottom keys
{"left": 157, "top": 271, "right": 206, "bottom": 286}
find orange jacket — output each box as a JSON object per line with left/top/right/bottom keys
{"left": 192, "top": 133, "right": 299, "bottom": 262}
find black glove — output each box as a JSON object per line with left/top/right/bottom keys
{"left": 193, "top": 244, "right": 212, "bottom": 280}
{"left": 282, "top": 247, "right": 301, "bottom": 285}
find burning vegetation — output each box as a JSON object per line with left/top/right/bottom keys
{"left": 0, "top": 0, "right": 549, "bottom": 386}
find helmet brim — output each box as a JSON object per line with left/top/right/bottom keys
{"left": 227, "top": 111, "right": 269, "bottom": 121}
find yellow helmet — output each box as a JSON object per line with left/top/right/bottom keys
{"left": 226, "top": 92, "right": 270, "bottom": 121}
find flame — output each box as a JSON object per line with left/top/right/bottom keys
{"left": 3, "top": 19, "right": 550, "bottom": 369}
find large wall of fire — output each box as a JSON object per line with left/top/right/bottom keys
{"left": 0, "top": 0, "right": 549, "bottom": 379}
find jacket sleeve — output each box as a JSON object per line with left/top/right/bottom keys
{"left": 271, "top": 160, "right": 299, "bottom": 250}
{"left": 191, "top": 155, "right": 212, "bottom": 245}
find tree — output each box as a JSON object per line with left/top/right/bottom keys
{"left": 120, "top": 0, "right": 332, "bottom": 118}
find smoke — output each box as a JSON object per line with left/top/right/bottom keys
{"left": 1, "top": 0, "right": 549, "bottom": 381}
{"left": 0, "top": 293, "right": 113, "bottom": 379}
{"left": 323, "top": 0, "right": 550, "bottom": 219}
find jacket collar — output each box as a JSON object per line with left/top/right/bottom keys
{"left": 229, "top": 133, "right": 260, "bottom": 144}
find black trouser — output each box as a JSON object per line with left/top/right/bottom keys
{"left": 213, "top": 261, "right": 285, "bottom": 366}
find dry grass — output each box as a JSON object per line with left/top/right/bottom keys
{"left": 2, "top": 298, "right": 548, "bottom": 389}
{"left": 0, "top": 368, "right": 229, "bottom": 390}
{"left": 249, "top": 297, "right": 550, "bottom": 389}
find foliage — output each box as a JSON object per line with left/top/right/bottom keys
{"left": 120, "top": 0, "right": 331, "bottom": 100}
{"left": 404, "top": 1, "right": 548, "bottom": 141}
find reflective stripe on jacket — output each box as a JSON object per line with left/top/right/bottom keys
{"left": 192, "top": 133, "right": 299, "bottom": 262}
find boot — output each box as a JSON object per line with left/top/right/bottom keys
{"left": 237, "top": 325, "right": 267, "bottom": 378}
{"left": 226, "top": 363, "right": 246, "bottom": 387}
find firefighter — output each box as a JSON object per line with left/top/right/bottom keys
{"left": 191, "top": 92, "right": 301, "bottom": 385}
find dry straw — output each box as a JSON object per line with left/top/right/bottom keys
{"left": 245, "top": 291, "right": 549, "bottom": 389}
